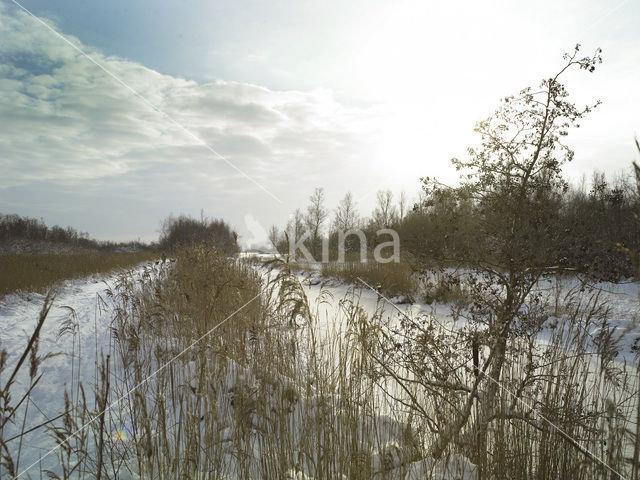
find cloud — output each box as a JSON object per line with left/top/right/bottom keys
{"left": 0, "top": 2, "right": 384, "bottom": 240}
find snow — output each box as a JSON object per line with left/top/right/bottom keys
{"left": 291, "top": 266, "right": 640, "bottom": 363}
{"left": 0, "top": 261, "right": 457, "bottom": 479}
{"left": 0, "top": 264, "right": 154, "bottom": 475}
{"left": 0, "top": 259, "right": 474, "bottom": 479}
{"left": 11, "top": 255, "right": 639, "bottom": 478}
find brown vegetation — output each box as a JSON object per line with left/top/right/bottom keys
{"left": 321, "top": 260, "right": 418, "bottom": 299}
{"left": 0, "top": 252, "right": 157, "bottom": 296}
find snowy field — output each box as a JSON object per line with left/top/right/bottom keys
{"left": 0, "top": 262, "right": 479, "bottom": 479}
{"left": 292, "top": 267, "right": 640, "bottom": 361}
{"left": 2, "top": 256, "right": 639, "bottom": 478}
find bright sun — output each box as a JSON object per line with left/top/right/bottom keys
{"left": 346, "top": 1, "right": 540, "bottom": 187}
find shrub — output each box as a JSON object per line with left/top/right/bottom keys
{"left": 158, "top": 214, "right": 238, "bottom": 253}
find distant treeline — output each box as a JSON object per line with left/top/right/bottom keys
{"left": 271, "top": 171, "right": 640, "bottom": 281}
{"left": 0, "top": 213, "right": 149, "bottom": 252}
{"left": 159, "top": 214, "right": 238, "bottom": 254}
{"left": 401, "top": 172, "right": 640, "bottom": 281}
{"left": 1, "top": 212, "right": 241, "bottom": 256}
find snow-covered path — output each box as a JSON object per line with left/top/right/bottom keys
{"left": 0, "top": 265, "right": 149, "bottom": 476}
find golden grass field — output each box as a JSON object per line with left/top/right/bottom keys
{"left": 0, "top": 251, "right": 157, "bottom": 295}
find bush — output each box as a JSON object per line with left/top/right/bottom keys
{"left": 159, "top": 214, "right": 238, "bottom": 253}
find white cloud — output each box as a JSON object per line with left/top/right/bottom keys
{"left": 0, "top": 3, "right": 386, "bottom": 240}
{"left": 2, "top": 1, "right": 637, "bottom": 241}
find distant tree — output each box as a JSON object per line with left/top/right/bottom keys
{"left": 333, "top": 192, "right": 360, "bottom": 232}
{"left": 401, "top": 184, "right": 477, "bottom": 267}
{"left": 286, "top": 209, "right": 306, "bottom": 243}
{"left": 634, "top": 137, "right": 640, "bottom": 189}
{"left": 305, "top": 187, "right": 328, "bottom": 259}
{"left": 398, "top": 191, "right": 407, "bottom": 223}
{"left": 371, "top": 189, "right": 397, "bottom": 228}
{"left": 331, "top": 192, "right": 362, "bottom": 257}
{"left": 0, "top": 212, "right": 148, "bottom": 252}
{"left": 267, "top": 224, "right": 285, "bottom": 253}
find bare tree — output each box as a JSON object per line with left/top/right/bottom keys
{"left": 286, "top": 209, "right": 306, "bottom": 242}
{"left": 634, "top": 137, "right": 640, "bottom": 191}
{"left": 372, "top": 190, "right": 397, "bottom": 228}
{"left": 398, "top": 191, "right": 407, "bottom": 223}
{"left": 305, "top": 187, "right": 328, "bottom": 259}
{"left": 267, "top": 225, "right": 282, "bottom": 253}
{"left": 333, "top": 192, "right": 360, "bottom": 232}
{"left": 426, "top": 45, "right": 603, "bottom": 464}
{"left": 359, "top": 46, "right": 603, "bottom": 472}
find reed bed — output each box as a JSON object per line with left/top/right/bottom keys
{"left": 321, "top": 261, "right": 418, "bottom": 299}
{"left": 0, "top": 252, "right": 157, "bottom": 296}
{"left": 1, "top": 246, "right": 639, "bottom": 479}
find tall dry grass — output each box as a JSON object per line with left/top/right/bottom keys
{"left": 0, "top": 252, "right": 157, "bottom": 296}
{"left": 321, "top": 261, "right": 418, "bottom": 299}
{"left": 1, "top": 246, "right": 639, "bottom": 479}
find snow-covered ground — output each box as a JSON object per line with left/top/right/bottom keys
{"left": 0, "top": 265, "right": 153, "bottom": 476}
{"left": 4, "top": 254, "right": 638, "bottom": 478}
{"left": 241, "top": 254, "right": 640, "bottom": 352}
{"left": 291, "top": 266, "right": 640, "bottom": 363}
{"left": 0, "top": 259, "right": 479, "bottom": 479}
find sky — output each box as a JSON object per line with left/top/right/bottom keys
{"left": 1, "top": 0, "right": 639, "bottom": 245}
